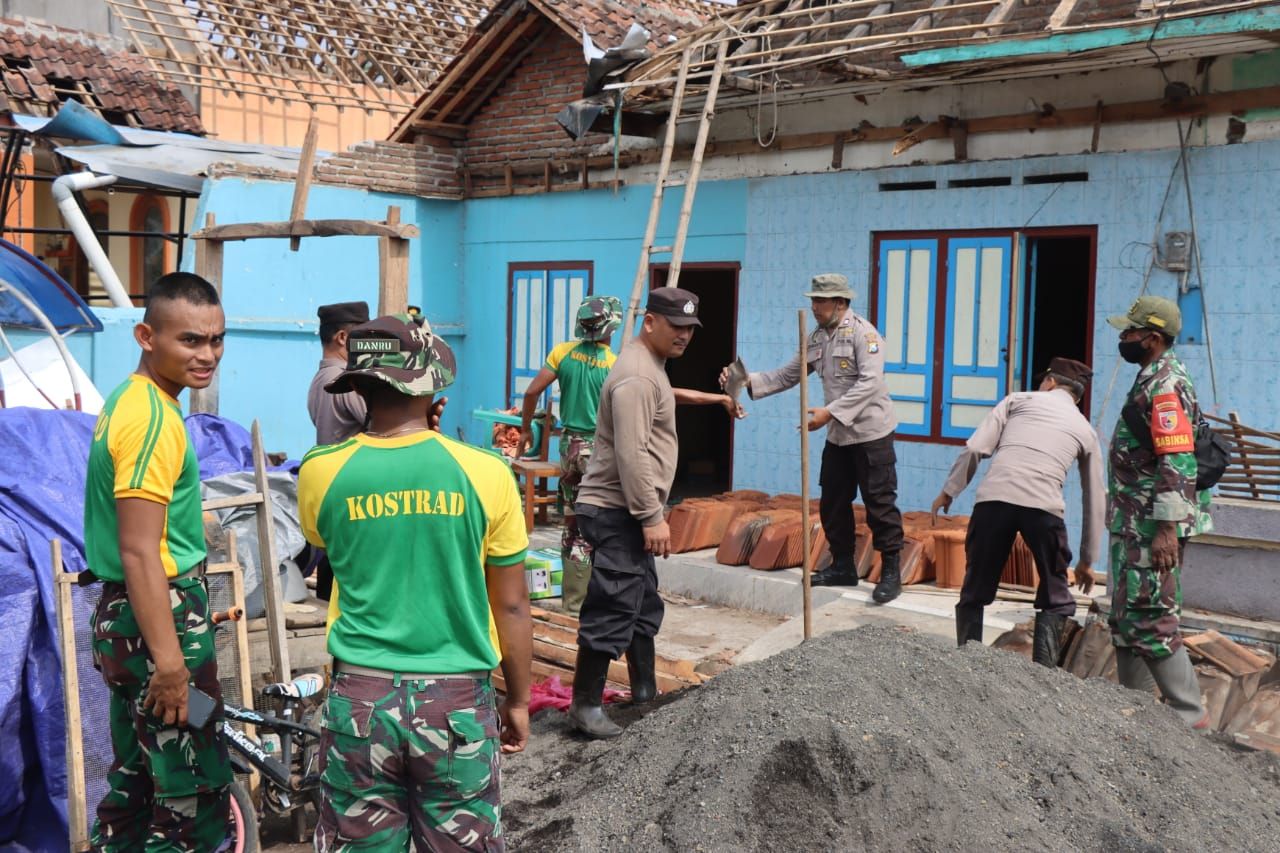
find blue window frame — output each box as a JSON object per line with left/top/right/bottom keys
{"left": 508, "top": 264, "right": 592, "bottom": 410}
{"left": 873, "top": 234, "right": 1013, "bottom": 441}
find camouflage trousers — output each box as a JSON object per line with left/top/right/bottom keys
{"left": 90, "top": 576, "right": 232, "bottom": 853}
{"left": 1108, "top": 532, "right": 1187, "bottom": 659}
{"left": 559, "top": 431, "right": 595, "bottom": 616}
{"left": 316, "top": 670, "right": 503, "bottom": 852}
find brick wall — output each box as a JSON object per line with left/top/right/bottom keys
{"left": 460, "top": 27, "right": 607, "bottom": 167}
{"left": 209, "top": 136, "right": 461, "bottom": 198}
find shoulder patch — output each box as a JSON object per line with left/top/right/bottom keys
{"left": 865, "top": 332, "right": 880, "bottom": 354}
{"left": 1150, "top": 392, "right": 1194, "bottom": 455}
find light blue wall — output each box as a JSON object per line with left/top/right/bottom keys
{"left": 453, "top": 180, "right": 748, "bottom": 443}
{"left": 734, "top": 140, "right": 1280, "bottom": 557}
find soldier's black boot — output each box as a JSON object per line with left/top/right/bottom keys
{"left": 872, "top": 551, "right": 902, "bottom": 604}
{"left": 567, "top": 647, "right": 623, "bottom": 739}
{"left": 1032, "top": 612, "right": 1067, "bottom": 667}
{"left": 955, "top": 604, "right": 984, "bottom": 647}
{"left": 811, "top": 554, "right": 858, "bottom": 587}
{"left": 626, "top": 634, "right": 658, "bottom": 704}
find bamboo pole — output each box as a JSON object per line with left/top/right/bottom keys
{"left": 799, "top": 310, "right": 812, "bottom": 641}
{"left": 623, "top": 48, "right": 692, "bottom": 344}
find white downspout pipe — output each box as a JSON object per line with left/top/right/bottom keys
{"left": 51, "top": 172, "right": 131, "bottom": 308}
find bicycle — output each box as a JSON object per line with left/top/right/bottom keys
{"left": 212, "top": 607, "right": 325, "bottom": 852}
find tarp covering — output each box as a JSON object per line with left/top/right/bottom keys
{"left": 0, "top": 239, "right": 102, "bottom": 333}
{"left": 0, "top": 409, "right": 300, "bottom": 848}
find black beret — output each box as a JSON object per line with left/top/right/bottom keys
{"left": 317, "top": 301, "right": 370, "bottom": 326}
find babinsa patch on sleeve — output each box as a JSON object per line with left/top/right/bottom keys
{"left": 1150, "top": 392, "right": 1193, "bottom": 454}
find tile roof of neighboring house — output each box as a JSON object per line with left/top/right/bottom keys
{"left": 0, "top": 20, "right": 203, "bottom": 134}
{"left": 389, "top": 0, "right": 724, "bottom": 141}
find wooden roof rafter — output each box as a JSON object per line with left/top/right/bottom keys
{"left": 104, "top": 0, "right": 494, "bottom": 115}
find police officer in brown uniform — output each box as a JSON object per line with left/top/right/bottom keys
{"left": 727, "top": 274, "right": 905, "bottom": 602}
{"left": 308, "top": 301, "right": 371, "bottom": 446}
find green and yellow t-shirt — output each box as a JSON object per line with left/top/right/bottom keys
{"left": 84, "top": 374, "right": 207, "bottom": 582}
{"left": 297, "top": 431, "right": 528, "bottom": 673}
{"left": 545, "top": 340, "right": 615, "bottom": 435}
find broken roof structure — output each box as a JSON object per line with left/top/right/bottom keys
{"left": 103, "top": 0, "right": 499, "bottom": 115}
{"left": 0, "top": 18, "right": 202, "bottom": 133}
{"left": 615, "top": 0, "right": 1280, "bottom": 107}
{"left": 389, "top": 0, "right": 722, "bottom": 140}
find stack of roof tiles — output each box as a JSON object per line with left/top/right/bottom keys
{"left": 0, "top": 21, "right": 202, "bottom": 133}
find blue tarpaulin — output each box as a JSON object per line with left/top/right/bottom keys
{"left": 0, "top": 408, "right": 295, "bottom": 849}
{"left": 0, "top": 238, "right": 101, "bottom": 333}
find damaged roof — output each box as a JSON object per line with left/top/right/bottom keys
{"left": 0, "top": 19, "right": 202, "bottom": 134}
{"left": 389, "top": 0, "right": 725, "bottom": 141}
{"left": 618, "top": 0, "right": 1280, "bottom": 106}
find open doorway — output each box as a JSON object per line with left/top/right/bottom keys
{"left": 650, "top": 263, "right": 739, "bottom": 499}
{"left": 1020, "top": 231, "right": 1095, "bottom": 410}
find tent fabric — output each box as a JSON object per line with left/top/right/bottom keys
{"left": 185, "top": 413, "right": 299, "bottom": 480}
{"left": 0, "top": 239, "right": 102, "bottom": 333}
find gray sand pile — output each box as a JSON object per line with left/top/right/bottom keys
{"left": 502, "top": 625, "right": 1280, "bottom": 852}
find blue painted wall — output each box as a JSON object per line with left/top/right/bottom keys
{"left": 21, "top": 138, "right": 1276, "bottom": 561}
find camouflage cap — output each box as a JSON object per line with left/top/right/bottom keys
{"left": 1107, "top": 295, "right": 1182, "bottom": 337}
{"left": 803, "top": 273, "right": 854, "bottom": 300}
{"left": 324, "top": 313, "right": 456, "bottom": 397}
{"left": 575, "top": 295, "right": 623, "bottom": 342}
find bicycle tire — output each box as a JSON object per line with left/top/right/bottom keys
{"left": 228, "top": 779, "right": 260, "bottom": 853}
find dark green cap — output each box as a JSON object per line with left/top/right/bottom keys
{"left": 1107, "top": 295, "right": 1181, "bottom": 337}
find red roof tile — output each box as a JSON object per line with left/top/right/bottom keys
{"left": 0, "top": 19, "right": 203, "bottom": 134}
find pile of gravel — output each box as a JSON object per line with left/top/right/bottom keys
{"left": 502, "top": 625, "right": 1280, "bottom": 852}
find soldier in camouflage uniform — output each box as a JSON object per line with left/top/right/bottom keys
{"left": 518, "top": 296, "right": 623, "bottom": 615}
{"left": 83, "top": 272, "right": 231, "bottom": 851}
{"left": 1106, "top": 296, "right": 1211, "bottom": 728}
{"left": 298, "top": 313, "right": 533, "bottom": 851}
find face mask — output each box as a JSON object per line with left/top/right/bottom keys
{"left": 1118, "top": 337, "right": 1149, "bottom": 364}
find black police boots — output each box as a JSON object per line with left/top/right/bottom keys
{"left": 1032, "top": 612, "right": 1067, "bottom": 668}
{"left": 812, "top": 554, "right": 859, "bottom": 587}
{"left": 626, "top": 634, "right": 658, "bottom": 704}
{"left": 872, "top": 551, "right": 902, "bottom": 604}
{"left": 955, "top": 604, "right": 984, "bottom": 647}
{"left": 567, "top": 647, "right": 623, "bottom": 739}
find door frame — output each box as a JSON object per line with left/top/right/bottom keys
{"left": 649, "top": 261, "right": 741, "bottom": 489}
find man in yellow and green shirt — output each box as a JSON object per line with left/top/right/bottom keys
{"left": 298, "top": 313, "right": 532, "bottom": 851}
{"left": 518, "top": 296, "right": 622, "bottom": 615}
{"left": 83, "top": 272, "right": 232, "bottom": 851}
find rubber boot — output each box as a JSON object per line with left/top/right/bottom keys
{"left": 872, "top": 551, "right": 902, "bottom": 604}
{"left": 812, "top": 554, "right": 858, "bottom": 587}
{"left": 1148, "top": 646, "right": 1210, "bottom": 729}
{"left": 1115, "top": 647, "right": 1158, "bottom": 695}
{"left": 626, "top": 634, "right": 658, "bottom": 704}
{"left": 1032, "top": 612, "right": 1067, "bottom": 668}
{"left": 567, "top": 647, "right": 623, "bottom": 739}
{"left": 955, "top": 604, "right": 984, "bottom": 647}
{"left": 560, "top": 553, "right": 592, "bottom": 617}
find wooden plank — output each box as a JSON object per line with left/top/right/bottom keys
{"left": 531, "top": 636, "right": 693, "bottom": 693}
{"left": 252, "top": 420, "right": 291, "bottom": 683}
{"left": 222, "top": 530, "right": 260, "bottom": 793}
{"left": 202, "top": 492, "right": 266, "bottom": 512}
{"left": 54, "top": 539, "right": 91, "bottom": 852}
{"left": 377, "top": 206, "right": 410, "bottom": 315}
{"left": 288, "top": 116, "right": 320, "bottom": 252}
{"left": 1230, "top": 411, "right": 1261, "bottom": 499}
{"left": 1047, "top": 0, "right": 1084, "bottom": 30}
{"left": 189, "top": 213, "right": 222, "bottom": 415}
{"left": 193, "top": 219, "right": 419, "bottom": 242}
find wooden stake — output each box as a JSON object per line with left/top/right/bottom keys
{"left": 251, "top": 421, "right": 291, "bottom": 683}
{"left": 799, "top": 310, "right": 812, "bottom": 641}
{"left": 1229, "top": 411, "right": 1259, "bottom": 499}
{"left": 189, "top": 213, "right": 223, "bottom": 415}
{"left": 53, "top": 539, "right": 91, "bottom": 852}
{"left": 288, "top": 115, "right": 320, "bottom": 251}
{"left": 377, "top": 206, "right": 409, "bottom": 315}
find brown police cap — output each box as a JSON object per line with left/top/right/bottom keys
{"left": 317, "top": 301, "right": 370, "bottom": 327}
{"left": 646, "top": 287, "right": 702, "bottom": 327}
{"left": 1043, "top": 357, "right": 1093, "bottom": 387}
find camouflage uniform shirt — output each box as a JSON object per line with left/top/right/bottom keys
{"left": 1107, "top": 349, "right": 1212, "bottom": 541}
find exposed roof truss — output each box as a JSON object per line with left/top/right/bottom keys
{"left": 104, "top": 0, "right": 494, "bottom": 114}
